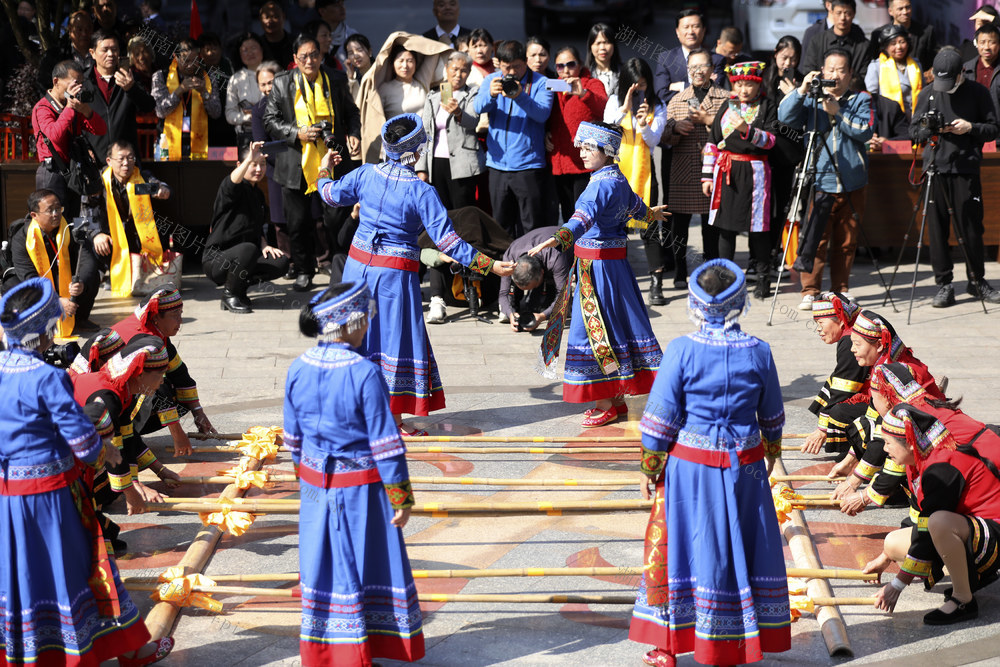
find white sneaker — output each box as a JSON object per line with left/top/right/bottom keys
{"left": 426, "top": 296, "right": 447, "bottom": 324}
{"left": 497, "top": 312, "right": 509, "bottom": 323}
{"left": 798, "top": 294, "right": 816, "bottom": 311}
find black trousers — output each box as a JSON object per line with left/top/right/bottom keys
{"left": 282, "top": 186, "right": 351, "bottom": 277}
{"left": 432, "top": 157, "right": 478, "bottom": 210}
{"left": 204, "top": 242, "right": 290, "bottom": 294}
{"left": 35, "top": 163, "right": 81, "bottom": 222}
{"left": 553, "top": 173, "right": 590, "bottom": 224}
{"left": 488, "top": 167, "right": 547, "bottom": 237}
{"left": 718, "top": 229, "right": 773, "bottom": 267}
{"left": 927, "top": 172, "right": 986, "bottom": 286}
{"left": 644, "top": 213, "right": 691, "bottom": 282}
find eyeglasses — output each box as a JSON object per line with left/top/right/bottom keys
{"left": 41, "top": 207, "right": 64, "bottom": 216}
{"left": 555, "top": 61, "right": 578, "bottom": 70}
{"left": 688, "top": 64, "right": 712, "bottom": 72}
{"left": 112, "top": 155, "right": 136, "bottom": 164}
{"left": 297, "top": 51, "right": 321, "bottom": 62}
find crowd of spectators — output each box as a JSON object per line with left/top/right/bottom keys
{"left": 7, "top": 0, "right": 1000, "bottom": 331}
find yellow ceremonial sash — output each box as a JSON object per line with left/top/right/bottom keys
{"left": 293, "top": 70, "right": 334, "bottom": 194}
{"left": 878, "top": 54, "right": 922, "bottom": 114}
{"left": 25, "top": 217, "right": 74, "bottom": 338}
{"left": 102, "top": 167, "right": 164, "bottom": 297}
{"left": 165, "top": 60, "right": 211, "bottom": 160}
{"left": 618, "top": 111, "right": 652, "bottom": 230}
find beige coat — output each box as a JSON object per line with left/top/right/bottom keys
{"left": 357, "top": 32, "right": 453, "bottom": 163}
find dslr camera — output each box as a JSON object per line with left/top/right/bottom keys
{"left": 67, "top": 89, "right": 95, "bottom": 103}
{"left": 500, "top": 74, "right": 521, "bottom": 97}
{"left": 43, "top": 341, "right": 80, "bottom": 369}
{"left": 807, "top": 77, "right": 837, "bottom": 97}
{"left": 311, "top": 120, "right": 337, "bottom": 149}
{"left": 515, "top": 306, "right": 538, "bottom": 332}
{"left": 918, "top": 108, "right": 946, "bottom": 134}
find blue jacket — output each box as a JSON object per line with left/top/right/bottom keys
{"left": 474, "top": 69, "right": 553, "bottom": 171}
{"left": 778, "top": 88, "right": 874, "bottom": 193}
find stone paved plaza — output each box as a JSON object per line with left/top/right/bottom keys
{"left": 97, "top": 233, "right": 1000, "bottom": 667}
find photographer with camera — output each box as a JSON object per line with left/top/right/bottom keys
{"left": 31, "top": 59, "right": 107, "bottom": 225}
{"left": 910, "top": 47, "right": 1000, "bottom": 307}
{"left": 779, "top": 48, "right": 873, "bottom": 310}
{"left": 474, "top": 39, "right": 555, "bottom": 238}
{"left": 8, "top": 190, "right": 87, "bottom": 338}
{"left": 264, "top": 33, "right": 361, "bottom": 292}
{"left": 98, "top": 140, "right": 172, "bottom": 299}
{"left": 151, "top": 37, "right": 222, "bottom": 161}
{"left": 498, "top": 226, "right": 572, "bottom": 332}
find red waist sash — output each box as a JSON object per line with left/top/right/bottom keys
{"left": 298, "top": 463, "right": 382, "bottom": 488}
{"left": 574, "top": 245, "right": 627, "bottom": 260}
{"left": 349, "top": 245, "right": 420, "bottom": 272}
{"left": 0, "top": 459, "right": 80, "bottom": 496}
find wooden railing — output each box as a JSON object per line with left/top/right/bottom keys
{"left": 136, "top": 112, "right": 159, "bottom": 161}
{"left": 0, "top": 114, "right": 32, "bottom": 162}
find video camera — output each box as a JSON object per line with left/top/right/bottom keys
{"left": 807, "top": 77, "right": 837, "bottom": 97}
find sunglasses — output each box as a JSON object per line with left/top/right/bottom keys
{"left": 555, "top": 61, "right": 578, "bottom": 70}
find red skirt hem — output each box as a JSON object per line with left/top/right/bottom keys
{"left": 300, "top": 633, "right": 425, "bottom": 667}
{"left": 563, "top": 369, "right": 657, "bottom": 404}
{"left": 0, "top": 618, "right": 150, "bottom": 667}
{"left": 389, "top": 390, "right": 445, "bottom": 417}
{"left": 630, "top": 617, "right": 790, "bottom": 665}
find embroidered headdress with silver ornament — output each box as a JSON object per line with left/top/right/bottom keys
{"left": 382, "top": 113, "right": 427, "bottom": 165}
{"left": 310, "top": 281, "right": 377, "bottom": 341}
{"left": 0, "top": 277, "right": 63, "bottom": 349}
{"left": 573, "top": 121, "right": 622, "bottom": 160}
{"left": 687, "top": 258, "right": 749, "bottom": 330}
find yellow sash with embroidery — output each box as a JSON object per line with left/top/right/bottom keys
{"left": 25, "top": 217, "right": 74, "bottom": 338}
{"left": 878, "top": 54, "right": 922, "bottom": 114}
{"left": 293, "top": 71, "right": 333, "bottom": 194}
{"left": 618, "top": 111, "right": 652, "bottom": 230}
{"left": 165, "top": 60, "right": 211, "bottom": 160}
{"left": 102, "top": 167, "right": 164, "bottom": 297}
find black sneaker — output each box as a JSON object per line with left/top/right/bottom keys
{"left": 932, "top": 283, "right": 955, "bottom": 308}
{"left": 967, "top": 280, "right": 1000, "bottom": 304}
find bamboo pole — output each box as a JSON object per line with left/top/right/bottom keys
{"left": 174, "top": 475, "right": 637, "bottom": 487}
{"left": 771, "top": 475, "right": 846, "bottom": 482}
{"left": 146, "top": 498, "right": 654, "bottom": 516}
{"left": 774, "top": 458, "right": 853, "bottom": 658}
{"left": 794, "top": 498, "right": 841, "bottom": 507}
{"left": 141, "top": 456, "right": 265, "bottom": 640}
{"left": 188, "top": 432, "right": 811, "bottom": 443}
{"left": 123, "top": 566, "right": 873, "bottom": 586}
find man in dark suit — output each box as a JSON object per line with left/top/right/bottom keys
{"left": 422, "top": 0, "right": 471, "bottom": 46}
{"left": 263, "top": 33, "right": 361, "bottom": 292}
{"left": 869, "top": 0, "right": 937, "bottom": 76}
{"left": 82, "top": 30, "right": 155, "bottom": 163}
{"left": 652, "top": 9, "right": 725, "bottom": 211}
{"left": 802, "top": 0, "right": 871, "bottom": 75}
{"left": 802, "top": 0, "right": 867, "bottom": 57}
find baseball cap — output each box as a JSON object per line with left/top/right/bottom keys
{"left": 932, "top": 49, "right": 963, "bottom": 91}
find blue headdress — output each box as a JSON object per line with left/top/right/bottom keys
{"left": 687, "top": 258, "right": 748, "bottom": 329}
{"left": 573, "top": 121, "right": 622, "bottom": 159}
{"left": 382, "top": 113, "right": 427, "bottom": 165}
{"left": 0, "top": 277, "right": 63, "bottom": 349}
{"left": 310, "top": 281, "right": 376, "bottom": 340}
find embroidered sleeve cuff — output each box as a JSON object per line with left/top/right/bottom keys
{"left": 866, "top": 484, "right": 890, "bottom": 507}
{"left": 469, "top": 252, "right": 494, "bottom": 276}
{"left": 136, "top": 448, "right": 157, "bottom": 471}
{"left": 158, "top": 408, "right": 180, "bottom": 426}
{"left": 175, "top": 386, "right": 199, "bottom": 404}
{"left": 763, "top": 436, "right": 782, "bottom": 458}
{"left": 901, "top": 556, "right": 932, "bottom": 579}
{"left": 751, "top": 128, "right": 776, "bottom": 149}
{"left": 109, "top": 470, "right": 134, "bottom": 492}
{"left": 371, "top": 434, "right": 406, "bottom": 461}
{"left": 384, "top": 480, "right": 415, "bottom": 509}
{"left": 640, "top": 446, "right": 667, "bottom": 477}
{"left": 553, "top": 227, "right": 574, "bottom": 252}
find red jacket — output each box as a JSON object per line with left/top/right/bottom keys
{"left": 31, "top": 95, "right": 107, "bottom": 162}
{"left": 547, "top": 72, "right": 608, "bottom": 175}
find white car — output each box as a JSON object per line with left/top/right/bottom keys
{"left": 733, "top": 0, "right": 889, "bottom": 53}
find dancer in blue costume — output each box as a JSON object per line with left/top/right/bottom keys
{"left": 628, "top": 259, "right": 790, "bottom": 667}
{"left": 315, "top": 114, "right": 514, "bottom": 434}
{"left": 284, "top": 281, "right": 424, "bottom": 667}
{"left": 529, "top": 121, "right": 668, "bottom": 428}
{"left": 0, "top": 278, "right": 174, "bottom": 667}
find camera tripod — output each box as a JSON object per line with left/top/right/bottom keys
{"left": 766, "top": 89, "right": 896, "bottom": 325}
{"left": 880, "top": 139, "right": 989, "bottom": 323}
